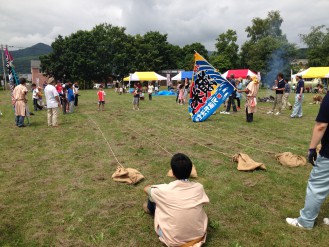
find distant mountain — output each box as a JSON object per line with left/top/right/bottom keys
{"left": 1, "top": 43, "right": 52, "bottom": 75}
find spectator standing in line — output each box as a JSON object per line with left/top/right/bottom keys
{"left": 31, "top": 83, "right": 43, "bottom": 111}
{"left": 74, "top": 82, "right": 79, "bottom": 106}
{"left": 267, "top": 73, "right": 285, "bottom": 115}
{"left": 13, "top": 78, "right": 28, "bottom": 127}
{"left": 286, "top": 91, "right": 329, "bottom": 229}
{"left": 44, "top": 77, "right": 61, "bottom": 127}
{"left": 282, "top": 79, "right": 292, "bottom": 110}
{"left": 133, "top": 84, "right": 141, "bottom": 110}
{"left": 290, "top": 75, "right": 305, "bottom": 118}
{"left": 97, "top": 85, "right": 106, "bottom": 111}
{"left": 184, "top": 78, "right": 190, "bottom": 103}
{"left": 224, "top": 74, "right": 237, "bottom": 114}
{"left": 235, "top": 78, "right": 243, "bottom": 111}
{"left": 148, "top": 82, "right": 154, "bottom": 100}
{"left": 67, "top": 83, "right": 75, "bottom": 113}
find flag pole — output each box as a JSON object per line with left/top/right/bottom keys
{"left": 1, "top": 44, "right": 7, "bottom": 90}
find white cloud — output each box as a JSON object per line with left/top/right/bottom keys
{"left": 0, "top": 0, "right": 328, "bottom": 50}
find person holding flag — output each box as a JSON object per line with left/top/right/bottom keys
{"left": 238, "top": 75, "right": 260, "bottom": 122}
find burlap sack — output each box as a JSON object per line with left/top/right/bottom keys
{"left": 167, "top": 164, "right": 198, "bottom": 178}
{"left": 112, "top": 166, "right": 144, "bottom": 185}
{"left": 275, "top": 152, "right": 306, "bottom": 167}
{"left": 232, "top": 153, "right": 266, "bottom": 171}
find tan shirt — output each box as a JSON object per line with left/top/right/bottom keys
{"left": 246, "top": 81, "right": 259, "bottom": 113}
{"left": 13, "top": 84, "right": 28, "bottom": 116}
{"left": 150, "top": 180, "right": 209, "bottom": 247}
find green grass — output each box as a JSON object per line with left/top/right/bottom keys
{"left": 0, "top": 88, "right": 328, "bottom": 247}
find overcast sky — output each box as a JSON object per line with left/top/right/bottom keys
{"left": 1, "top": 0, "right": 328, "bottom": 51}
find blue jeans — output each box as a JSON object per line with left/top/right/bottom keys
{"left": 291, "top": 94, "right": 304, "bottom": 117}
{"left": 298, "top": 155, "right": 329, "bottom": 228}
{"left": 15, "top": 115, "right": 25, "bottom": 127}
{"left": 147, "top": 199, "right": 156, "bottom": 214}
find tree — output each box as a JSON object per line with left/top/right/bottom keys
{"left": 300, "top": 25, "right": 329, "bottom": 66}
{"left": 210, "top": 29, "right": 239, "bottom": 71}
{"left": 240, "top": 10, "right": 296, "bottom": 84}
{"left": 245, "top": 10, "right": 285, "bottom": 42}
{"left": 180, "top": 43, "right": 208, "bottom": 70}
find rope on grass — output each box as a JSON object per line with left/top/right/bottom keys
{"left": 88, "top": 117, "right": 124, "bottom": 168}
{"left": 156, "top": 125, "right": 233, "bottom": 159}
{"left": 127, "top": 127, "right": 173, "bottom": 156}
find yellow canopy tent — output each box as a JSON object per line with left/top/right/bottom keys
{"left": 297, "top": 67, "right": 329, "bottom": 78}
{"left": 123, "top": 72, "right": 167, "bottom": 81}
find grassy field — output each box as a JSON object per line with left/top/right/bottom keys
{"left": 0, "top": 88, "right": 328, "bottom": 247}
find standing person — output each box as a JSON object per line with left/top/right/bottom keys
{"left": 245, "top": 75, "right": 251, "bottom": 87}
{"left": 67, "top": 83, "right": 75, "bottom": 113}
{"left": 176, "top": 81, "right": 181, "bottom": 103}
{"left": 13, "top": 78, "right": 28, "bottom": 127}
{"left": 61, "top": 87, "right": 67, "bottom": 114}
{"left": 239, "top": 75, "right": 260, "bottom": 122}
{"left": 282, "top": 79, "right": 292, "bottom": 110}
{"left": 290, "top": 75, "right": 304, "bottom": 118}
{"left": 133, "top": 84, "right": 141, "bottom": 110}
{"left": 143, "top": 153, "right": 209, "bottom": 247}
{"left": 154, "top": 81, "right": 159, "bottom": 95}
{"left": 235, "top": 78, "right": 243, "bottom": 110}
{"left": 97, "top": 85, "right": 106, "bottom": 111}
{"left": 267, "top": 73, "right": 285, "bottom": 115}
{"left": 286, "top": 91, "right": 329, "bottom": 229}
{"left": 184, "top": 78, "right": 190, "bottom": 102}
{"left": 44, "top": 77, "right": 61, "bottom": 127}
{"left": 148, "top": 82, "right": 154, "bottom": 100}
{"left": 73, "top": 82, "right": 79, "bottom": 106}
{"left": 31, "top": 83, "right": 43, "bottom": 111}
{"left": 225, "top": 74, "right": 237, "bottom": 114}
{"left": 178, "top": 84, "right": 185, "bottom": 105}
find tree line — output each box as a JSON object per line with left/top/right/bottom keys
{"left": 40, "top": 10, "right": 329, "bottom": 88}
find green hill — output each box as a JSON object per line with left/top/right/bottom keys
{"left": 1, "top": 43, "right": 52, "bottom": 75}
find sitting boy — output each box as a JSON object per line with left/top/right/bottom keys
{"left": 143, "top": 153, "right": 209, "bottom": 247}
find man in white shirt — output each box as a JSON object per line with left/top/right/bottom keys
{"left": 44, "top": 77, "right": 61, "bottom": 127}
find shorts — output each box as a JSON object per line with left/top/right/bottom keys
{"left": 133, "top": 97, "right": 139, "bottom": 105}
{"left": 98, "top": 101, "right": 105, "bottom": 105}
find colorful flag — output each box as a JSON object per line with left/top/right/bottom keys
{"left": 188, "top": 52, "right": 235, "bottom": 122}
{"left": 4, "top": 47, "right": 20, "bottom": 105}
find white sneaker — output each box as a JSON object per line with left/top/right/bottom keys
{"left": 224, "top": 112, "right": 230, "bottom": 115}
{"left": 275, "top": 112, "right": 280, "bottom": 116}
{"left": 267, "top": 111, "right": 273, "bottom": 114}
{"left": 286, "top": 218, "right": 310, "bottom": 229}
{"left": 324, "top": 218, "right": 329, "bottom": 225}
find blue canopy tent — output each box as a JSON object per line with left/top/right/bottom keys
{"left": 172, "top": 71, "right": 193, "bottom": 80}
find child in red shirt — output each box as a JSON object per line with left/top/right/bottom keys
{"left": 97, "top": 85, "right": 106, "bottom": 111}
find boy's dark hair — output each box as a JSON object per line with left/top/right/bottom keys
{"left": 19, "top": 78, "right": 26, "bottom": 84}
{"left": 99, "top": 85, "right": 103, "bottom": 88}
{"left": 278, "top": 73, "right": 284, "bottom": 79}
{"left": 31, "top": 83, "right": 36, "bottom": 87}
{"left": 171, "top": 153, "right": 192, "bottom": 179}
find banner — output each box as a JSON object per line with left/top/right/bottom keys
{"left": 4, "top": 47, "right": 20, "bottom": 105}
{"left": 188, "top": 52, "right": 235, "bottom": 122}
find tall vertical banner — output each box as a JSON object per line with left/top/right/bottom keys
{"left": 4, "top": 47, "right": 20, "bottom": 105}
{"left": 189, "top": 52, "right": 235, "bottom": 122}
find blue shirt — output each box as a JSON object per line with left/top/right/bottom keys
{"left": 316, "top": 92, "right": 329, "bottom": 158}
{"left": 67, "top": 88, "right": 75, "bottom": 102}
{"left": 296, "top": 79, "right": 304, "bottom": 94}
{"left": 276, "top": 79, "right": 285, "bottom": 94}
